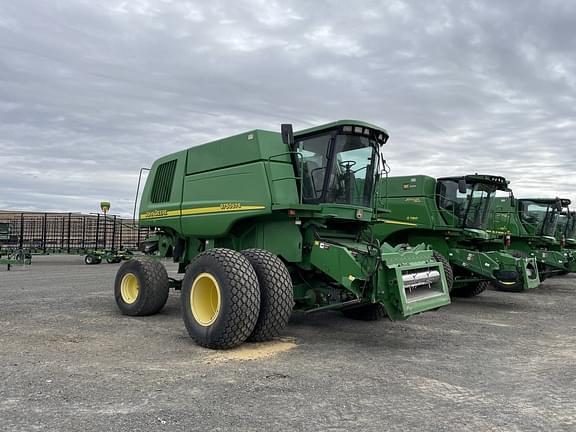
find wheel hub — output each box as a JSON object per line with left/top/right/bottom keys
{"left": 190, "top": 273, "right": 221, "bottom": 326}
{"left": 120, "top": 273, "right": 140, "bottom": 304}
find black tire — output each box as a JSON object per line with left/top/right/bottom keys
{"left": 432, "top": 251, "right": 453, "bottom": 292}
{"left": 241, "top": 249, "right": 294, "bottom": 342}
{"left": 114, "top": 258, "right": 169, "bottom": 316}
{"left": 492, "top": 268, "right": 523, "bottom": 292}
{"left": 537, "top": 264, "right": 550, "bottom": 281}
{"left": 451, "top": 281, "right": 489, "bottom": 297}
{"left": 342, "top": 303, "right": 387, "bottom": 321}
{"left": 85, "top": 254, "right": 97, "bottom": 265}
{"left": 182, "top": 248, "right": 260, "bottom": 349}
{"left": 492, "top": 279, "right": 523, "bottom": 293}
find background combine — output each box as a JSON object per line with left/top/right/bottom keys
{"left": 373, "top": 174, "right": 539, "bottom": 296}
{"left": 488, "top": 196, "right": 576, "bottom": 279}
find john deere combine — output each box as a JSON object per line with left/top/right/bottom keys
{"left": 488, "top": 196, "right": 576, "bottom": 279}
{"left": 373, "top": 174, "right": 539, "bottom": 296}
{"left": 113, "top": 121, "right": 451, "bottom": 349}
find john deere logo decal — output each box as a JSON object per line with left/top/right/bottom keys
{"left": 142, "top": 209, "right": 170, "bottom": 219}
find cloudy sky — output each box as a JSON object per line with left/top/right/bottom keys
{"left": 1, "top": 0, "right": 575, "bottom": 216}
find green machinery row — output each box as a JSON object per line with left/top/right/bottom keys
{"left": 112, "top": 120, "right": 576, "bottom": 349}
{"left": 0, "top": 211, "right": 142, "bottom": 270}
{"left": 0, "top": 222, "right": 31, "bottom": 270}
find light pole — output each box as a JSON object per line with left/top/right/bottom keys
{"left": 100, "top": 201, "right": 110, "bottom": 250}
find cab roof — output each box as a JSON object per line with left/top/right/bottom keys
{"left": 519, "top": 198, "right": 571, "bottom": 206}
{"left": 296, "top": 119, "right": 389, "bottom": 139}
{"left": 437, "top": 174, "right": 510, "bottom": 191}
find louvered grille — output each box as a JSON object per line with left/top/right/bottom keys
{"left": 151, "top": 160, "right": 177, "bottom": 203}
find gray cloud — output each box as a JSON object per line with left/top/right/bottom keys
{"left": 1, "top": 0, "right": 575, "bottom": 215}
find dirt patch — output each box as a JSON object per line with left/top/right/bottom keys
{"left": 204, "top": 338, "right": 297, "bottom": 364}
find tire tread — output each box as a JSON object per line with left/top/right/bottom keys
{"left": 183, "top": 249, "right": 260, "bottom": 349}
{"left": 241, "top": 249, "right": 294, "bottom": 342}
{"left": 115, "top": 258, "right": 169, "bottom": 316}
{"left": 451, "top": 280, "right": 489, "bottom": 297}
{"left": 433, "top": 251, "right": 453, "bottom": 292}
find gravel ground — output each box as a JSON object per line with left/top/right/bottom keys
{"left": 1, "top": 255, "right": 575, "bottom": 431}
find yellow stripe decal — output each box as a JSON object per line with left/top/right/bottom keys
{"left": 181, "top": 205, "right": 266, "bottom": 216}
{"left": 382, "top": 219, "right": 418, "bottom": 226}
{"left": 140, "top": 205, "right": 266, "bottom": 219}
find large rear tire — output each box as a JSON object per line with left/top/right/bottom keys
{"left": 341, "top": 303, "right": 387, "bottom": 321}
{"left": 451, "top": 280, "right": 489, "bottom": 297}
{"left": 241, "top": 249, "right": 294, "bottom": 342}
{"left": 182, "top": 248, "right": 260, "bottom": 349}
{"left": 114, "top": 258, "right": 169, "bottom": 316}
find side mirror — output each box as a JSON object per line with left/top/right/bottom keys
{"left": 281, "top": 124, "right": 294, "bottom": 147}
{"left": 458, "top": 179, "right": 467, "bottom": 194}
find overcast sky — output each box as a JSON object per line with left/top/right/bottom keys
{"left": 1, "top": 0, "right": 575, "bottom": 216}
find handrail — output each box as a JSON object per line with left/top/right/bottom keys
{"left": 132, "top": 167, "right": 150, "bottom": 226}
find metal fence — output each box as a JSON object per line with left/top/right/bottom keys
{"left": 0, "top": 212, "right": 151, "bottom": 254}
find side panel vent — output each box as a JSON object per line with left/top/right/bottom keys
{"left": 151, "top": 160, "right": 177, "bottom": 203}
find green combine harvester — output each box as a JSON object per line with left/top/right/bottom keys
{"left": 487, "top": 196, "right": 576, "bottom": 279}
{"left": 114, "top": 120, "right": 451, "bottom": 349}
{"left": 373, "top": 174, "right": 540, "bottom": 296}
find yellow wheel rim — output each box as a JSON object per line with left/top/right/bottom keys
{"left": 190, "top": 273, "right": 221, "bottom": 326}
{"left": 120, "top": 273, "right": 140, "bottom": 304}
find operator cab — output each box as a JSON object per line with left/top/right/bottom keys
{"left": 565, "top": 211, "right": 576, "bottom": 240}
{"left": 436, "top": 175, "right": 508, "bottom": 229}
{"left": 519, "top": 198, "right": 570, "bottom": 237}
{"left": 285, "top": 121, "right": 388, "bottom": 209}
{"left": 556, "top": 210, "right": 576, "bottom": 243}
